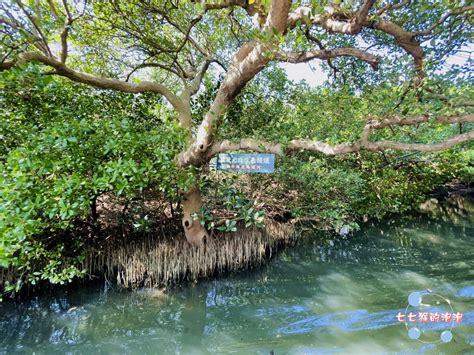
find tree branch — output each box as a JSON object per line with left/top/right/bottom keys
{"left": 0, "top": 12, "right": 48, "bottom": 54}
{"left": 10, "top": 52, "right": 187, "bottom": 114}
{"left": 414, "top": 5, "right": 474, "bottom": 36}
{"left": 354, "top": 0, "right": 375, "bottom": 32}
{"left": 177, "top": 58, "right": 214, "bottom": 132}
{"left": 288, "top": 3, "right": 472, "bottom": 82}
{"left": 288, "top": 1, "right": 375, "bottom": 36}
{"left": 14, "top": 0, "right": 52, "bottom": 56}
{"left": 371, "top": 20, "right": 424, "bottom": 80}
{"left": 125, "top": 61, "right": 184, "bottom": 82}
{"left": 208, "top": 138, "right": 358, "bottom": 157}
{"left": 304, "top": 29, "right": 340, "bottom": 75}
{"left": 59, "top": 0, "right": 81, "bottom": 63}
{"left": 149, "top": 5, "right": 210, "bottom": 58}
{"left": 192, "top": 0, "right": 261, "bottom": 17}
{"left": 208, "top": 114, "right": 474, "bottom": 158}
{"left": 377, "top": 0, "right": 411, "bottom": 16}
{"left": 287, "top": 4, "right": 425, "bottom": 79}
{"left": 59, "top": 0, "right": 71, "bottom": 62}
{"left": 182, "top": 58, "right": 212, "bottom": 99}
{"left": 0, "top": 59, "right": 15, "bottom": 70}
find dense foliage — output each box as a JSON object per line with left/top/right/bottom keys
{"left": 0, "top": 65, "right": 195, "bottom": 294}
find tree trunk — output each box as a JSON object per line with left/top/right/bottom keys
{"left": 181, "top": 187, "right": 209, "bottom": 245}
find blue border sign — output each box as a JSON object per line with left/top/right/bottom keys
{"left": 216, "top": 153, "right": 275, "bottom": 173}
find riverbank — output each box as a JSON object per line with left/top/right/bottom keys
{"left": 1, "top": 180, "right": 472, "bottom": 299}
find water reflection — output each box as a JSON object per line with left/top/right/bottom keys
{"left": 1, "top": 197, "right": 473, "bottom": 354}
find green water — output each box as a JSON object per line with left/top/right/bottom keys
{"left": 1, "top": 197, "right": 473, "bottom": 354}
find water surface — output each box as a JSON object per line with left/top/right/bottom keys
{"left": 1, "top": 196, "right": 473, "bottom": 354}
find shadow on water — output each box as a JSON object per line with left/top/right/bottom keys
{"left": 1, "top": 195, "right": 473, "bottom": 354}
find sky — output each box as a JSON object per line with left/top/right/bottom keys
{"left": 281, "top": 62, "right": 328, "bottom": 87}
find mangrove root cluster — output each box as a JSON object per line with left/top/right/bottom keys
{"left": 84, "top": 221, "right": 296, "bottom": 288}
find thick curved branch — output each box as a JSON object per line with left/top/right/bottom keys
{"left": 288, "top": 4, "right": 471, "bottom": 81}
{"left": 208, "top": 114, "right": 474, "bottom": 158}
{"left": 354, "top": 0, "right": 375, "bottom": 32}
{"left": 59, "top": 0, "right": 84, "bottom": 63}
{"left": 210, "top": 132, "right": 474, "bottom": 156}
{"left": 192, "top": 0, "right": 260, "bottom": 17}
{"left": 263, "top": 0, "right": 291, "bottom": 32}
{"left": 179, "top": 58, "right": 213, "bottom": 131}
{"left": 287, "top": 5, "right": 424, "bottom": 78}
{"left": 365, "top": 114, "right": 474, "bottom": 129}
{"left": 363, "top": 132, "right": 474, "bottom": 152}
{"left": 273, "top": 47, "right": 379, "bottom": 70}
{"left": 208, "top": 138, "right": 358, "bottom": 157}
{"left": 372, "top": 21, "right": 424, "bottom": 79}
{"left": 59, "top": 23, "right": 70, "bottom": 63}
{"left": 0, "top": 59, "right": 15, "bottom": 70}
{"left": 10, "top": 52, "right": 187, "bottom": 114}
{"left": 59, "top": 1, "right": 72, "bottom": 62}
{"left": 287, "top": 2, "right": 373, "bottom": 35}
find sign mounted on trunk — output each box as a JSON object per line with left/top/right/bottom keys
{"left": 212, "top": 153, "right": 275, "bottom": 173}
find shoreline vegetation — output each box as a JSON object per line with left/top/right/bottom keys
{"left": 1, "top": 68, "right": 472, "bottom": 299}
{"left": 2, "top": 181, "right": 472, "bottom": 300}
{"left": 0, "top": 220, "right": 297, "bottom": 299}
